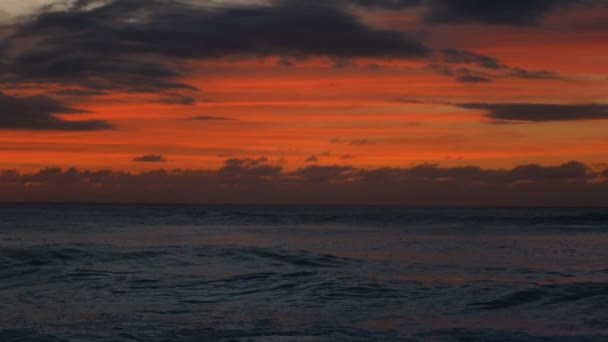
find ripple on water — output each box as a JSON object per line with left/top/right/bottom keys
{"left": 470, "top": 282, "right": 608, "bottom": 310}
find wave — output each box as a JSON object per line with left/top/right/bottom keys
{"left": 470, "top": 282, "right": 608, "bottom": 310}
{"left": 2, "top": 204, "right": 607, "bottom": 232}
{"left": 3, "top": 326, "right": 607, "bottom": 341}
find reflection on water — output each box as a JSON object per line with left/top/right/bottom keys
{"left": 1, "top": 204, "right": 607, "bottom": 341}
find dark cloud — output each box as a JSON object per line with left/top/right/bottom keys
{"left": 509, "top": 67, "right": 564, "bottom": 80}
{"left": 350, "top": 139, "right": 375, "bottom": 145}
{"left": 315, "top": 0, "right": 595, "bottom": 26}
{"left": 293, "top": 165, "right": 356, "bottom": 182}
{"left": 400, "top": 163, "right": 497, "bottom": 180}
{"left": 277, "top": 58, "right": 296, "bottom": 67}
{"left": 440, "top": 48, "right": 508, "bottom": 70}
{"left": 396, "top": 160, "right": 593, "bottom": 181}
{"left": 132, "top": 155, "right": 167, "bottom": 163}
{"left": 305, "top": 156, "right": 319, "bottom": 162}
{"left": 435, "top": 49, "right": 564, "bottom": 82}
{"left": 16, "top": 0, "right": 428, "bottom": 58}
{"left": 0, "top": 0, "right": 428, "bottom": 97}
{"left": 458, "top": 103, "right": 608, "bottom": 122}
{"left": 4, "top": 49, "right": 192, "bottom": 94}
{"left": 0, "top": 91, "right": 113, "bottom": 131}
{"left": 53, "top": 89, "right": 108, "bottom": 97}
{"left": 423, "top": 0, "right": 580, "bottom": 26}
{"left": 332, "top": 58, "right": 358, "bottom": 69}
{"left": 0, "top": 159, "right": 606, "bottom": 206}
{"left": 510, "top": 161, "right": 592, "bottom": 180}
{"left": 347, "top": 0, "right": 424, "bottom": 9}
{"left": 396, "top": 98, "right": 426, "bottom": 104}
{"left": 218, "top": 157, "right": 283, "bottom": 183}
{"left": 187, "top": 116, "right": 235, "bottom": 121}
{"left": 427, "top": 64, "right": 492, "bottom": 83}
{"left": 158, "top": 93, "right": 196, "bottom": 106}
{"left": 455, "top": 74, "right": 493, "bottom": 83}
{"left": 1, "top": 0, "right": 576, "bottom": 99}
{"left": 427, "top": 63, "right": 466, "bottom": 76}
{"left": 331, "top": 138, "right": 376, "bottom": 145}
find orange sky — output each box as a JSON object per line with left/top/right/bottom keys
{"left": 0, "top": 0, "right": 607, "bottom": 174}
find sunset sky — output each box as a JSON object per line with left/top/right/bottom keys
{"left": 1, "top": 0, "right": 607, "bottom": 204}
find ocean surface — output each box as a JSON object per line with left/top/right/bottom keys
{"left": 1, "top": 204, "right": 607, "bottom": 341}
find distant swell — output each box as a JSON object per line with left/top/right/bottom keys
{"left": 471, "top": 282, "right": 608, "bottom": 310}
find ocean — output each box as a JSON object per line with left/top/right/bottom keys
{"left": 1, "top": 204, "right": 607, "bottom": 341}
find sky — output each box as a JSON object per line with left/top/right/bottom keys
{"left": 0, "top": 0, "right": 607, "bottom": 205}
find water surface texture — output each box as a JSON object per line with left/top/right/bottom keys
{"left": 1, "top": 204, "right": 608, "bottom": 341}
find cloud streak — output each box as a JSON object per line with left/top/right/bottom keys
{"left": 459, "top": 103, "right": 608, "bottom": 122}
{"left": 440, "top": 48, "right": 508, "bottom": 70}
{"left": 427, "top": 64, "right": 492, "bottom": 83}
{"left": 187, "top": 116, "right": 236, "bottom": 121}
{"left": 0, "top": 91, "right": 113, "bottom": 131}
{"left": 132, "top": 155, "right": 168, "bottom": 163}
{"left": 433, "top": 49, "right": 565, "bottom": 83}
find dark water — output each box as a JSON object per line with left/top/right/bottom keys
{"left": 1, "top": 204, "right": 608, "bottom": 341}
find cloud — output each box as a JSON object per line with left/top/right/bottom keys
{"left": 422, "top": 0, "right": 580, "bottom": 26}
{"left": 0, "top": 0, "right": 428, "bottom": 97}
{"left": 510, "top": 161, "right": 592, "bottom": 180}
{"left": 305, "top": 156, "right": 319, "bottom": 162}
{"left": 0, "top": 159, "right": 606, "bottom": 206}
{"left": 324, "top": 0, "right": 601, "bottom": 28}
{"left": 0, "top": 91, "right": 114, "bottom": 131}
{"left": 427, "top": 64, "right": 492, "bottom": 83}
{"left": 277, "top": 57, "right": 296, "bottom": 67}
{"left": 455, "top": 74, "right": 493, "bottom": 83}
{"left": 350, "top": 139, "right": 375, "bottom": 145}
{"left": 347, "top": 0, "right": 424, "bottom": 9}
{"left": 440, "top": 48, "right": 508, "bottom": 70}
{"left": 435, "top": 49, "right": 564, "bottom": 82}
{"left": 158, "top": 94, "right": 197, "bottom": 106}
{"left": 331, "top": 138, "right": 377, "bottom": 145}
{"left": 397, "top": 160, "right": 593, "bottom": 181}
{"left": 458, "top": 103, "right": 608, "bottom": 122}
{"left": 293, "top": 165, "right": 356, "bottom": 182}
{"left": 218, "top": 157, "right": 283, "bottom": 182}
{"left": 4, "top": 49, "right": 195, "bottom": 94}
{"left": 132, "top": 155, "right": 168, "bottom": 162}
{"left": 1, "top": 0, "right": 577, "bottom": 98}
{"left": 53, "top": 89, "right": 108, "bottom": 97}
{"left": 509, "top": 67, "right": 564, "bottom": 80}
{"left": 187, "top": 116, "right": 236, "bottom": 121}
